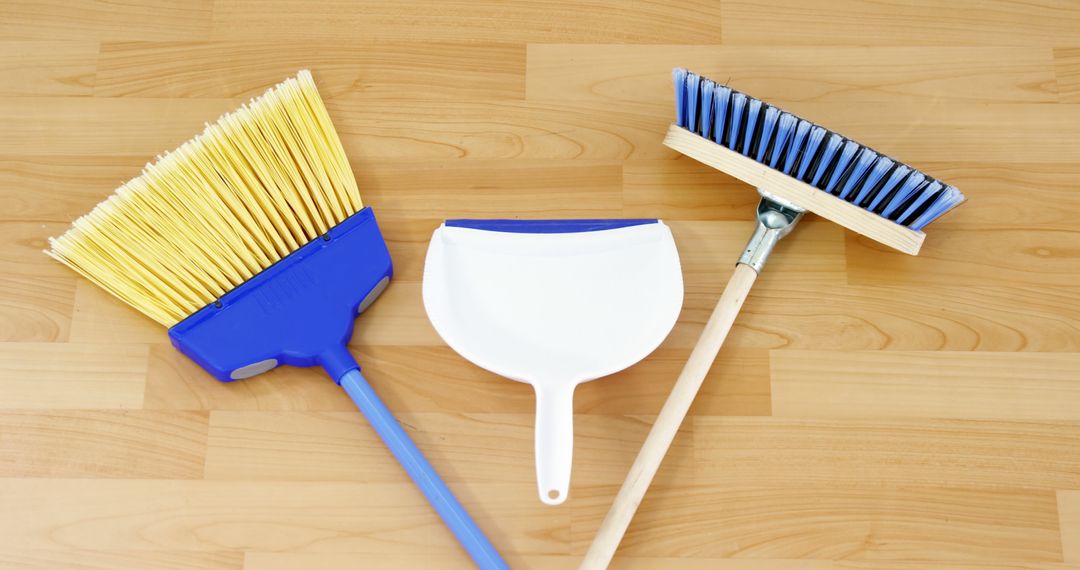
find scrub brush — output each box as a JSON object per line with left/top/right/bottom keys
{"left": 46, "top": 70, "right": 506, "bottom": 570}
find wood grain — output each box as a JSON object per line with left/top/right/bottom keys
{"left": 2, "top": 2, "right": 1079, "bottom": 568}
{"left": 94, "top": 42, "right": 526, "bottom": 100}
{"left": 720, "top": 0, "right": 1080, "bottom": 46}
{"left": 1061, "top": 491, "right": 1080, "bottom": 562}
{"left": 0, "top": 479, "right": 565, "bottom": 555}
{"left": 1056, "top": 48, "right": 1080, "bottom": 103}
{"left": 0, "top": 41, "right": 97, "bottom": 96}
{"left": 527, "top": 45, "right": 1058, "bottom": 104}
{"left": 0, "top": 343, "right": 147, "bottom": 409}
{"left": 771, "top": 351, "right": 1080, "bottom": 420}
{"left": 0, "top": 411, "right": 208, "bottom": 478}
{"left": 0, "top": 1, "right": 212, "bottom": 41}
{"left": 571, "top": 485, "right": 1063, "bottom": 560}
{"left": 693, "top": 417, "right": 1080, "bottom": 490}
{"left": 208, "top": 1, "right": 722, "bottom": 43}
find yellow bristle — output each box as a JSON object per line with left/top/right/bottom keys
{"left": 45, "top": 70, "right": 362, "bottom": 328}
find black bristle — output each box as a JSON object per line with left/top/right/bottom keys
{"left": 854, "top": 162, "right": 899, "bottom": 208}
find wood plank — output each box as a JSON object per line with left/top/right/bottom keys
{"left": 0, "top": 96, "right": 240, "bottom": 156}
{"left": 0, "top": 41, "right": 97, "bottom": 96}
{"left": 1061, "top": 491, "right": 1080, "bottom": 562}
{"left": 95, "top": 42, "right": 525, "bottom": 100}
{"left": 0, "top": 411, "right": 208, "bottom": 478}
{"left": 720, "top": 0, "right": 1080, "bottom": 46}
{"left": 694, "top": 417, "right": 1080, "bottom": 490}
{"left": 0, "top": 342, "right": 147, "bottom": 409}
{"left": 527, "top": 45, "right": 1057, "bottom": 104}
{"left": 209, "top": 1, "right": 721, "bottom": 43}
{"left": 0, "top": 551, "right": 242, "bottom": 570}
{"left": 0, "top": 276, "right": 74, "bottom": 342}
{"left": 0, "top": 479, "right": 566, "bottom": 555}
{"left": 846, "top": 226, "right": 1080, "bottom": 289}
{"left": 203, "top": 411, "right": 695, "bottom": 488}
{"left": 0, "top": 156, "right": 144, "bottom": 222}
{"left": 1056, "top": 48, "right": 1080, "bottom": 103}
{"left": 771, "top": 351, "right": 1080, "bottom": 420}
{"left": 726, "top": 283, "right": 1080, "bottom": 352}
{"left": 571, "top": 485, "right": 1062, "bottom": 560}
{"left": 0, "top": 1, "right": 212, "bottom": 41}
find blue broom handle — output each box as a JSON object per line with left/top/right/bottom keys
{"left": 338, "top": 369, "right": 508, "bottom": 570}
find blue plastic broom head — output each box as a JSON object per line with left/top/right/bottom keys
{"left": 672, "top": 68, "right": 964, "bottom": 231}
{"left": 168, "top": 207, "right": 393, "bottom": 383}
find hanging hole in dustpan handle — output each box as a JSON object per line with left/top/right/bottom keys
{"left": 534, "top": 382, "right": 576, "bottom": 505}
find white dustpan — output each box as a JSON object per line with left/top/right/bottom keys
{"left": 422, "top": 219, "right": 683, "bottom": 505}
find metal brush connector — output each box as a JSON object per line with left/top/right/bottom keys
{"left": 737, "top": 190, "right": 805, "bottom": 273}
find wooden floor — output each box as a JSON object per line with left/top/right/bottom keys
{"left": 2, "top": 1, "right": 1080, "bottom": 568}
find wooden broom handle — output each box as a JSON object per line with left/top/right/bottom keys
{"left": 580, "top": 262, "right": 759, "bottom": 569}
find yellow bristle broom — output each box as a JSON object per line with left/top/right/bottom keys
{"left": 47, "top": 70, "right": 507, "bottom": 569}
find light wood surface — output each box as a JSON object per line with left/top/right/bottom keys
{"left": 1, "top": 2, "right": 1079, "bottom": 569}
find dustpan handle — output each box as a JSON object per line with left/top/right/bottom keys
{"left": 338, "top": 369, "right": 508, "bottom": 569}
{"left": 581, "top": 263, "right": 758, "bottom": 568}
{"left": 534, "top": 382, "right": 576, "bottom": 505}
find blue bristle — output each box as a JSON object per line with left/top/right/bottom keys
{"left": 672, "top": 69, "right": 963, "bottom": 229}
{"left": 881, "top": 172, "right": 927, "bottom": 218}
{"left": 756, "top": 107, "right": 781, "bottom": 162}
{"left": 896, "top": 181, "right": 942, "bottom": 225}
{"left": 673, "top": 68, "right": 688, "bottom": 128}
{"left": 769, "top": 113, "right": 797, "bottom": 168}
{"left": 867, "top": 164, "right": 911, "bottom": 212}
{"left": 742, "top": 99, "right": 762, "bottom": 156}
{"left": 783, "top": 121, "right": 811, "bottom": 174}
{"left": 729, "top": 93, "right": 747, "bottom": 151}
{"left": 795, "top": 126, "right": 827, "bottom": 179}
{"left": 837, "top": 149, "right": 878, "bottom": 200}
{"left": 852, "top": 157, "right": 894, "bottom": 205}
{"left": 824, "top": 141, "right": 860, "bottom": 193}
{"left": 685, "top": 72, "right": 701, "bottom": 132}
{"left": 909, "top": 186, "right": 962, "bottom": 230}
{"left": 713, "top": 86, "right": 731, "bottom": 144}
{"left": 700, "top": 79, "right": 716, "bottom": 140}
{"left": 809, "top": 134, "right": 843, "bottom": 186}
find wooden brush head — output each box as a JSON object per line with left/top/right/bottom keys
{"left": 46, "top": 70, "right": 361, "bottom": 326}
{"left": 669, "top": 68, "right": 965, "bottom": 256}
{"left": 665, "top": 125, "right": 927, "bottom": 255}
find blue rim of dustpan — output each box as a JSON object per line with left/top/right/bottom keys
{"left": 445, "top": 219, "right": 657, "bottom": 233}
